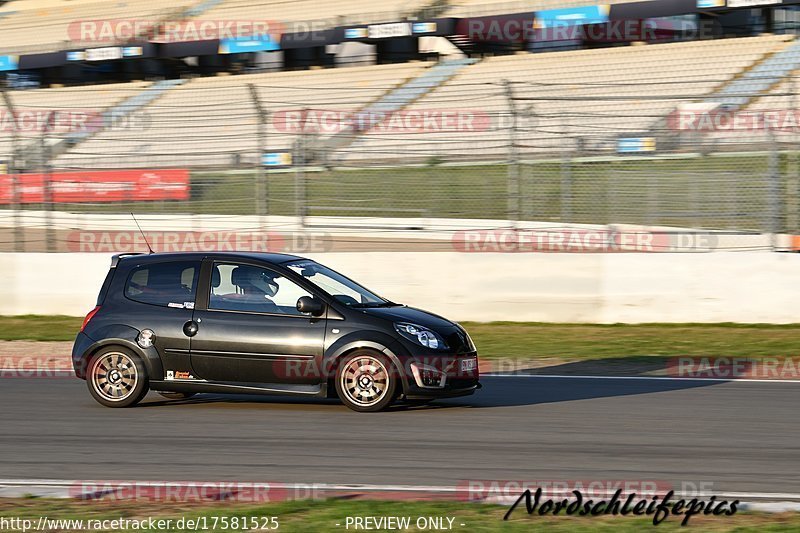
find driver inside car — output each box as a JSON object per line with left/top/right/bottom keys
{"left": 224, "top": 265, "right": 280, "bottom": 312}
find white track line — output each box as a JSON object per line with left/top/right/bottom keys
{"left": 483, "top": 373, "right": 800, "bottom": 383}
{"left": 2, "top": 480, "right": 800, "bottom": 503}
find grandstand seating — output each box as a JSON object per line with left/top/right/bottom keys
{"left": 338, "top": 34, "right": 793, "bottom": 163}
{"left": 191, "top": 0, "right": 431, "bottom": 29}
{"left": 0, "top": 0, "right": 432, "bottom": 55}
{"left": 48, "top": 62, "right": 431, "bottom": 169}
{"left": 710, "top": 39, "right": 800, "bottom": 107}
{"left": 0, "top": 0, "right": 687, "bottom": 56}
{"left": 0, "top": 0, "right": 189, "bottom": 54}
{"left": 3, "top": 34, "right": 797, "bottom": 169}
{"left": 705, "top": 67, "right": 800, "bottom": 148}
{"left": 0, "top": 80, "right": 151, "bottom": 163}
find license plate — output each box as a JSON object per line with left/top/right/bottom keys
{"left": 460, "top": 357, "right": 477, "bottom": 372}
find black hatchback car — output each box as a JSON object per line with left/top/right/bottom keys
{"left": 73, "top": 252, "right": 480, "bottom": 412}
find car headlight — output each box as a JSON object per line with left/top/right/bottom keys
{"left": 394, "top": 323, "right": 447, "bottom": 350}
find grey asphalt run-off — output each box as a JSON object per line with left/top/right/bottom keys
{"left": 0, "top": 375, "right": 798, "bottom": 496}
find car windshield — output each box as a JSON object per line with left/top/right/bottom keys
{"left": 284, "top": 259, "right": 394, "bottom": 307}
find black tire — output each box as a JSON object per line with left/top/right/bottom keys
{"left": 335, "top": 351, "right": 398, "bottom": 412}
{"left": 86, "top": 347, "right": 149, "bottom": 408}
{"left": 157, "top": 392, "right": 197, "bottom": 400}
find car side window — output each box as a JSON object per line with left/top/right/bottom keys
{"left": 124, "top": 261, "right": 199, "bottom": 308}
{"left": 209, "top": 263, "right": 312, "bottom": 316}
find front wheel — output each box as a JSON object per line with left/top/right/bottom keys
{"left": 87, "top": 348, "right": 148, "bottom": 408}
{"left": 335, "top": 351, "right": 398, "bottom": 412}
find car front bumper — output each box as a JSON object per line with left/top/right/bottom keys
{"left": 401, "top": 351, "right": 480, "bottom": 399}
{"left": 404, "top": 382, "right": 481, "bottom": 400}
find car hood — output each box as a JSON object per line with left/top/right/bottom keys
{"left": 357, "top": 305, "right": 457, "bottom": 331}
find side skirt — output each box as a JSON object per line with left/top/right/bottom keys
{"left": 150, "top": 380, "right": 327, "bottom": 398}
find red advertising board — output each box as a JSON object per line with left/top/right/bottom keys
{"left": 0, "top": 169, "right": 190, "bottom": 203}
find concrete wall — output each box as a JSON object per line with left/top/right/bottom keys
{"left": 2, "top": 252, "right": 797, "bottom": 323}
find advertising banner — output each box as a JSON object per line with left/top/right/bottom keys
{"left": 617, "top": 137, "right": 657, "bottom": 153}
{"left": 218, "top": 36, "right": 280, "bottom": 53}
{"left": 367, "top": 22, "right": 412, "bottom": 39}
{"left": 0, "top": 55, "right": 18, "bottom": 71}
{"left": 534, "top": 5, "right": 611, "bottom": 28}
{"left": 0, "top": 169, "right": 190, "bottom": 204}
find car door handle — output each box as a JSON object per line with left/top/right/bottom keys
{"left": 183, "top": 320, "right": 199, "bottom": 337}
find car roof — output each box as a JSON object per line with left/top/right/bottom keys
{"left": 112, "top": 251, "right": 306, "bottom": 267}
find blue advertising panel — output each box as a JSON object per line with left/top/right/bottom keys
{"left": 218, "top": 36, "right": 280, "bottom": 54}
{"left": 344, "top": 27, "right": 368, "bottom": 39}
{"left": 412, "top": 22, "right": 438, "bottom": 34}
{"left": 122, "top": 46, "right": 144, "bottom": 57}
{"left": 0, "top": 55, "right": 18, "bottom": 71}
{"left": 697, "top": 0, "right": 726, "bottom": 7}
{"left": 617, "top": 137, "right": 656, "bottom": 153}
{"left": 262, "top": 151, "right": 293, "bottom": 168}
{"left": 534, "top": 5, "right": 611, "bottom": 28}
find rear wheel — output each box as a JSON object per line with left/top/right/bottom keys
{"left": 87, "top": 347, "right": 148, "bottom": 408}
{"left": 335, "top": 351, "right": 397, "bottom": 412}
{"left": 158, "top": 392, "right": 196, "bottom": 400}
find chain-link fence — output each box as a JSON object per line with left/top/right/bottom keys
{"left": 1, "top": 71, "right": 799, "bottom": 251}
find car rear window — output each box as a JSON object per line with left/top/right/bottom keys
{"left": 124, "top": 261, "right": 199, "bottom": 309}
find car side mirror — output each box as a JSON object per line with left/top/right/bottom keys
{"left": 296, "top": 296, "right": 325, "bottom": 317}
